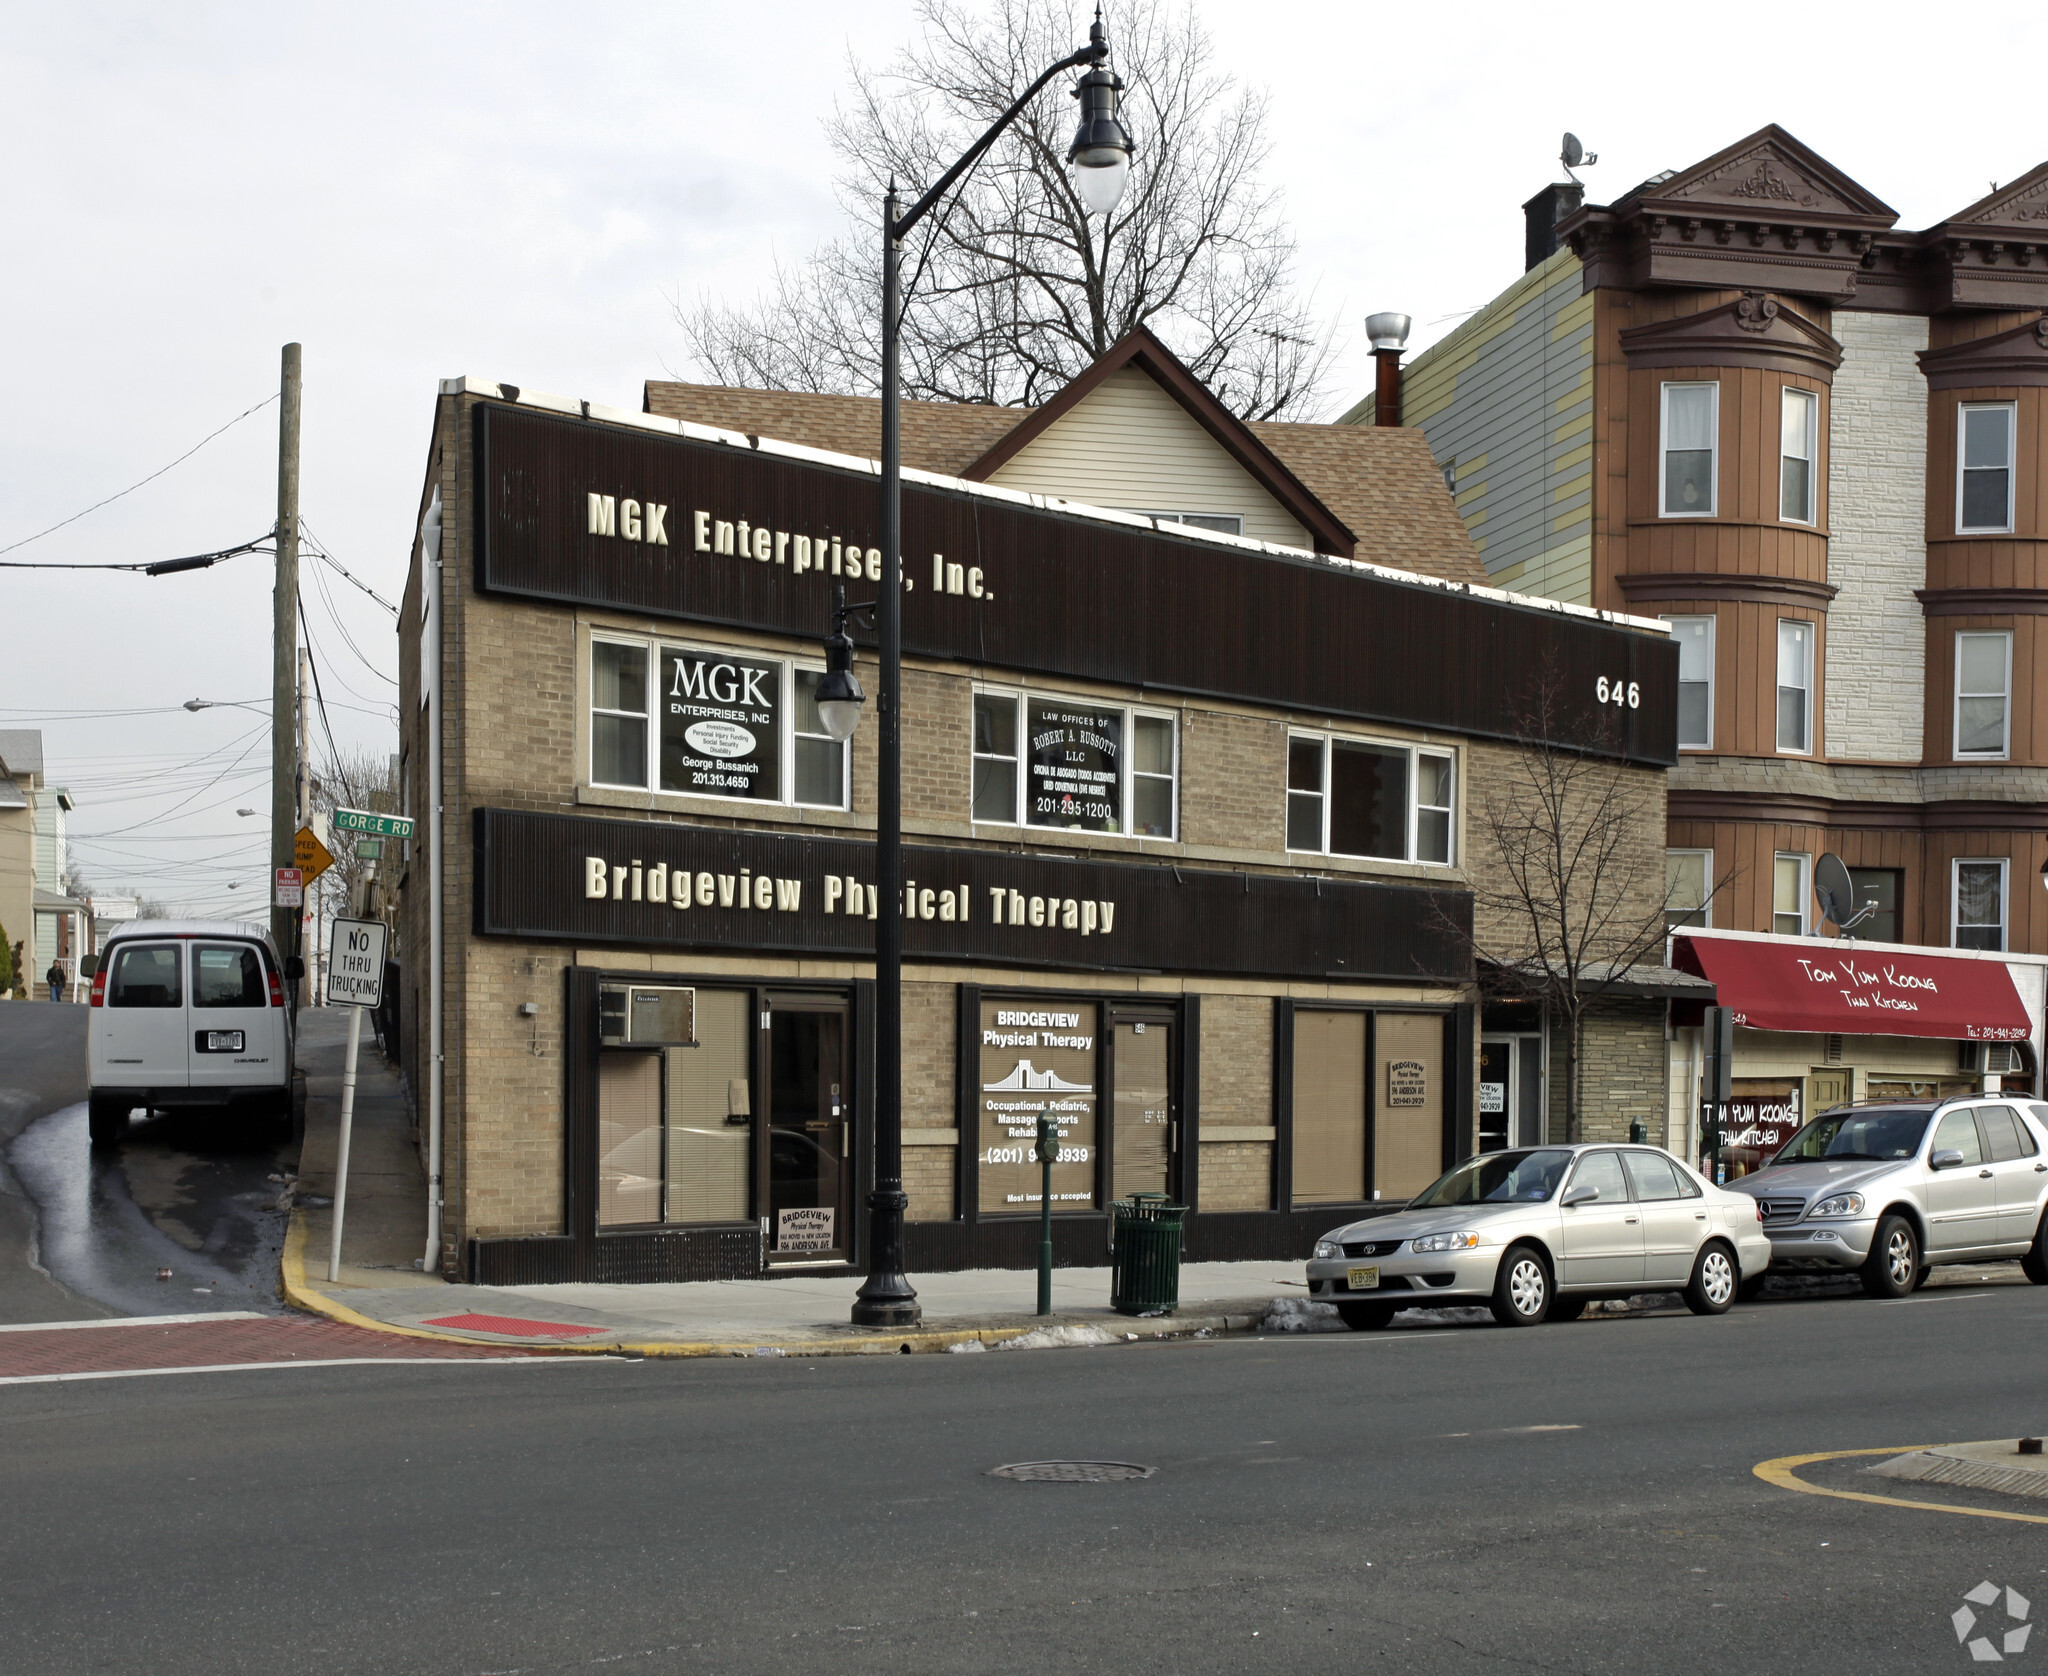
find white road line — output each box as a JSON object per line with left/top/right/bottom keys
{"left": 0, "top": 1356, "right": 615, "bottom": 1387}
{"left": 1878, "top": 1292, "right": 1994, "bottom": 1306}
{"left": 0, "top": 1312, "right": 267, "bottom": 1333}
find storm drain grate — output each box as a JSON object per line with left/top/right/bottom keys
{"left": 988, "top": 1460, "right": 1155, "bottom": 1484}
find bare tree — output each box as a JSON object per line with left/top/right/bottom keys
{"left": 1445, "top": 671, "right": 1735, "bottom": 1142}
{"left": 679, "top": 0, "right": 1332, "bottom": 419}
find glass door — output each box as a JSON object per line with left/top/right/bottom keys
{"left": 1110, "top": 1014, "right": 1175, "bottom": 1201}
{"left": 1478, "top": 1038, "right": 1512, "bottom": 1152}
{"left": 765, "top": 1000, "right": 849, "bottom": 1262}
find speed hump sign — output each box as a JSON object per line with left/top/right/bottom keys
{"left": 325, "top": 917, "right": 388, "bottom": 1008}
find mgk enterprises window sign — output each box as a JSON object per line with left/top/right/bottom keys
{"left": 662, "top": 648, "right": 780, "bottom": 800}
{"left": 473, "top": 808, "right": 1472, "bottom": 983}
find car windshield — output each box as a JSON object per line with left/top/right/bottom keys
{"left": 1408, "top": 1150, "right": 1573, "bottom": 1209}
{"left": 1767, "top": 1108, "right": 1931, "bottom": 1165}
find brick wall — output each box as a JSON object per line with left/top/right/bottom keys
{"left": 903, "top": 978, "right": 957, "bottom": 1220}
{"left": 1197, "top": 992, "right": 1274, "bottom": 1210}
{"left": 1547, "top": 996, "right": 1668, "bottom": 1145}
{"left": 1180, "top": 710, "right": 1287, "bottom": 850}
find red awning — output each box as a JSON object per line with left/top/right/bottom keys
{"left": 1672, "top": 934, "right": 2032, "bottom": 1042}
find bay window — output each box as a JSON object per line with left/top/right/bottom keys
{"left": 1954, "top": 631, "right": 2012, "bottom": 759}
{"left": 1661, "top": 382, "right": 1718, "bottom": 517}
{"left": 1287, "top": 734, "right": 1456, "bottom": 865}
{"left": 1776, "top": 619, "right": 1813, "bottom": 754}
{"left": 1959, "top": 404, "right": 2016, "bottom": 534}
{"left": 1666, "top": 849, "right": 1711, "bottom": 930}
{"left": 1780, "top": 387, "right": 1817, "bottom": 524}
{"left": 1954, "top": 859, "right": 2007, "bottom": 952}
{"left": 1773, "top": 853, "right": 1809, "bottom": 937}
{"left": 1660, "top": 615, "right": 1714, "bottom": 749}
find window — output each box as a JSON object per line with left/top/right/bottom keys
{"left": 107, "top": 943, "right": 181, "bottom": 1008}
{"left": 1931, "top": 1108, "right": 1984, "bottom": 1167}
{"left": 1954, "top": 859, "right": 2007, "bottom": 952}
{"left": 1292, "top": 1009, "right": 1367, "bottom": 1205}
{"left": 971, "top": 690, "right": 1178, "bottom": 839}
{"left": 1661, "top": 383, "right": 1718, "bottom": 517}
{"left": 1660, "top": 615, "right": 1714, "bottom": 748}
{"left": 1776, "top": 619, "right": 1813, "bottom": 753}
{"left": 1665, "top": 849, "right": 1711, "bottom": 929}
{"left": 1780, "top": 387, "right": 1818, "bottom": 523}
{"left": 586, "top": 636, "right": 846, "bottom": 810}
{"left": 1773, "top": 853, "right": 1809, "bottom": 937}
{"left": 1130, "top": 510, "right": 1244, "bottom": 536}
{"left": 192, "top": 944, "right": 265, "bottom": 1008}
{"left": 1623, "top": 1150, "right": 1689, "bottom": 1202}
{"left": 1848, "top": 867, "right": 1901, "bottom": 943}
{"left": 1287, "top": 734, "right": 1456, "bottom": 865}
{"left": 590, "top": 639, "right": 649, "bottom": 788}
{"left": 1959, "top": 403, "right": 2016, "bottom": 533}
{"left": 978, "top": 997, "right": 1100, "bottom": 1215}
{"left": 972, "top": 694, "right": 1018, "bottom": 823}
{"left": 1955, "top": 631, "right": 2012, "bottom": 759}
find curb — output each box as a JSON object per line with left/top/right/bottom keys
{"left": 280, "top": 1212, "right": 1268, "bottom": 1357}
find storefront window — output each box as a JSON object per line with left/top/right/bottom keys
{"left": 1291, "top": 1010, "right": 1367, "bottom": 1205}
{"left": 597, "top": 1052, "right": 663, "bottom": 1226}
{"left": 1375, "top": 1012, "right": 1444, "bottom": 1200}
{"left": 977, "top": 998, "right": 1099, "bottom": 1215}
{"left": 971, "top": 691, "right": 1178, "bottom": 839}
{"left": 665, "top": 989, "right": 751, "bottom": 1224}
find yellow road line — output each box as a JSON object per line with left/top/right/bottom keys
{"left": 1754, "top": 1447, "right": 2048, "bottom": 1526}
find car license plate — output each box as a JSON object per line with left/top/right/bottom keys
{"left": 203, "top": 1031, "right": 245, "bottom": 1053}
{"left": 1346, "top": 1265, "right": 1380, "bottom": 1291}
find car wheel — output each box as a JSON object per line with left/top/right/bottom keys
{"left": 1736, "top": 1273, "right": 1769, "bottom": 1304}
{"left": 87, "top": 1094, "right": 128, "bottom": 1149}
{"left": 1489, "top": 1245, "right": 1550, "bottom": 1327}
{"left": 1684, "top": 1241, "right": 1737, "bottom": 1316}
{"left": 2022, "top": 1214, "right": 2048, "bottom": 1286}
{"left": 1335, "top": 1301, "right": 1396, "bottom": 1331}
{"left": 1859, "top": 1214, "right": 1919, "bottom": 1299}
{"left": 1546, "top": 1295, "right": 1587, "bottom": 1323}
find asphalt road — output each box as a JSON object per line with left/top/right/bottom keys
{"left": 0, "top": 1003, "right": 304, "bottom": 1322}
{"left": 6, "top": 1280, "right": 2047, "bottom": 1674}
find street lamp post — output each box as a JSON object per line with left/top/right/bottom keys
{"left": 826, "top": 12, "right": 1133, "bottom": 1328}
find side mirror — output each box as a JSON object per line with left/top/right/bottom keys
{"left": 80, "top": 955, "right": 98, "bottom": 978}
{"left": 283, "top": 956, "right": 305, "bottom": 982}
{"left": 1560, "top": 1183, "right": 1600, "bottom": 1208}
{"left": 1929, "top": 1148, "right": 1965, "bottom": 1170}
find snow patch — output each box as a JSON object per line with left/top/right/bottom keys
{"left": 1261, "top": 1297, "right": 1349, "bottom": 1333}
{"left": 993, "top": 1324, "right": 1121, "bottom": 1351}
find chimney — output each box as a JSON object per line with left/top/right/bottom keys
{"left": 1523, "top": 181, "right": 1584, "bottom": 271}
{"left": 1366, "top": 313, "right": 1411, "bottom": 427}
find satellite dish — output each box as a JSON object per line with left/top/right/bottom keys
{"left": 1814, "top": 853, "right": 1855, "bottom": 929}
{"left": 1562, "top": 133, "right": 1584, "bottom": 169}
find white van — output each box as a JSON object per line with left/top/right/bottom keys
{"left": 87, "top": 920, "right": 301, "bottom": 1147}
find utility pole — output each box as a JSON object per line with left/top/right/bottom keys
{"left": 298, "top": 643, "right": 312, "bottom": 1008}
{"left": 271, "top": 344, "right": 301, "bottom": 980}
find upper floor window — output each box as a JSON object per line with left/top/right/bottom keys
{"left": 1660, "top": 615, "right": 1714, "bottom": 749}
{"left": 1954, "top": 858, "right": 2008, "bottom": 952}
{"left": 971, "top": 690, "right": 1177, "bottom": 839}
{"left": 1780, "top": 387, "right": 1818, "bottom": 524}
{"left": 1959, "top": 404, "right": 2017, "bottom": 534}
{"left": 1850, "top": 867, "right": 1901, "bottom": 944}
{"left": 1665, "top": 848, "right": 1711, "bottom": 929}
{"left": 1773, "top": 853, "right": 1809, "bottom": 937}
{"left": 1287, "top": 735, "right": 1455, "bottom": 865}
{"left": 588, "top": 635, "right": 847, "bottom": 810}
{"left": 1955, "top": 631, "right": 2013, "bottom": 759}
{"left": 1661, "top": 382, "right": 1718, "bottom": 517}
{"left": 1130, "top": 510, "right": 1244, "bottom": 536}
{"left": 1776, "top": 619, "right": 1813, "bottom": 754}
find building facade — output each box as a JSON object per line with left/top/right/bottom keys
{"left": 1351, "top": 126, "right": 2048, "bottom": 963}
{"left": 396, "top": 348, "right": 1678, "bottom": 1282}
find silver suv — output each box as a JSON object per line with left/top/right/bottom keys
{"left": 1725, "top": 1098, "right": 2048, "bottom": 1298}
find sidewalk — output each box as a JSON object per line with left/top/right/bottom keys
{"left": 280, "top": 1012, "right": 1303, "bottom": 1354}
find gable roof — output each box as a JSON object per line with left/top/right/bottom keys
{"left": 1930, "top": 160, "right": 2048, "bottom": 237}
{"left": 1633, "top": 123, "right": 1897, "bottom": 223}
{"left": 0, "top": 730, "right": 44, "bottom": 780}
{"left": 954, "top": 327, "right": 1356, "bottom": 557}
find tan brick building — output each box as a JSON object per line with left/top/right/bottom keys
{"left": 398, "top": 334, "right": 1682, "bottom": 1282}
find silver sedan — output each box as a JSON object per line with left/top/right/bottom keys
{"left": 1304, "top": 1144, "right": 1773, "bottom": 1329}
{"left": 1724, "top": 1097, "right": 2048, "bottom": 1297}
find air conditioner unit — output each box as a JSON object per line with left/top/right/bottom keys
{"left": 598, "top": 983, "right": 697, "bottom": 1046}
{"left": 1961, "top": 1042, "right": 2024, "bottom": 1075}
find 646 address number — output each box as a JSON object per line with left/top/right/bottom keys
{"left": 1595, "top": 677, "right": 1641, "bottom": 710}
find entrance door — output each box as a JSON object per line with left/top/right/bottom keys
{"left": 1478, "top": 1039, "right": 1512, "bottom": 1152}
{"left": 1111, "top": 1015, "right": 1175, "bottom": 1201}
{"left": 766, "top": 1001, "right": 849, "bottom": 1263}
{"left": 1805, "top": 1069, "right": 1849, "bottom": 1122}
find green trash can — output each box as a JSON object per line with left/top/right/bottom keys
{"left": 1109, "top": 1192, "right": 1186, "bottom": 1315}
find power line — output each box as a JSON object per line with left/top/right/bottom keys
{"left": 299, "top": 519, "right": 400, "bottom": 617}
{"left": 0, "top": 536, "right": 274, "bottom": 573}
{"left": 0, "top": 394, "right": 279, "bottom": 557}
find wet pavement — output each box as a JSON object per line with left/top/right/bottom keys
{"left": 0, "top": 1002, "right": 329, "bottom": 1321}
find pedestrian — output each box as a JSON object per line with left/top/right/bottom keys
{"left": 46, "top": 959, "right": 64, "bottom": 1003}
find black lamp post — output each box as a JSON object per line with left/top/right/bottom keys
{"left": 830, "top": 11, "right": 1133, "bottom": 1328}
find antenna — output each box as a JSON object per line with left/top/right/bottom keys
{"left": 1561, "top": 132, "right": 1598, "bottom": 183}
{"left": 1813, "top": 853, "right": 1875, "bottom": 939}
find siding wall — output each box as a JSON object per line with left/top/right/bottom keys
{"left": 1363, "top": 248, "right": 1594, "bottom": 601}
{"left": 1826, "top": 312, "right": 1929, "bottom": 762}
{"left": 985, "top": 367, "right": 1311, "bottom": 549}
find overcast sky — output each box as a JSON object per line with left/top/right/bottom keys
{"left": 3, "top": 0, "right": 2038, "bottom": 917}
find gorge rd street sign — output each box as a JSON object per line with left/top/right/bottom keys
{"left": 334, "top": 808, "right": 415, "bottom": 840}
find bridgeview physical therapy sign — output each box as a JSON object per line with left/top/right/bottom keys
{"left": 325, "top": 918, "right": 388, "bottom": 1009}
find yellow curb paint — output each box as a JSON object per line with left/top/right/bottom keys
{"left": 1753, "top": 1446, "right": 2048, "bottom": 1527}
{"left": 283, "top": 1206, "right": 1241, "bottom": 1359}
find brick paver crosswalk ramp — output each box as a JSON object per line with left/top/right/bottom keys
{"left": 0, "top": 1312, "right": 546, "bottom": 1382}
